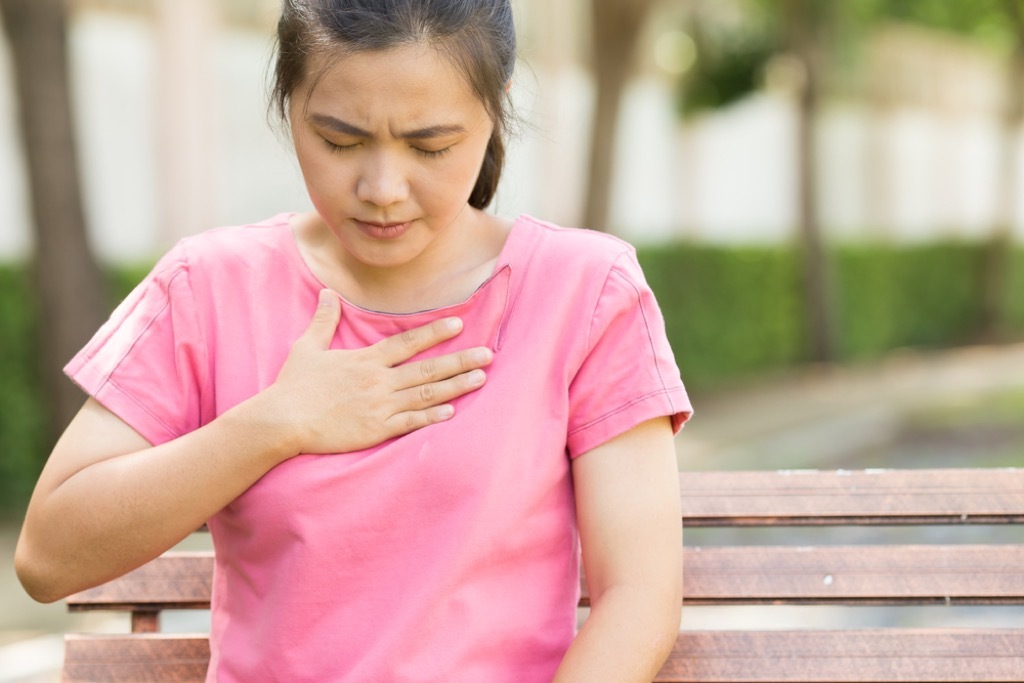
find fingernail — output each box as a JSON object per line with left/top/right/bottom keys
{"left": 438, "top": 405, "right": 455, "bottom": 419}
{"left": 472, "top": 348, "right": 492, "bottom": 364}
{"left": 318, "top": 289, "right": 333, "bottom": 307}
{"left": 468, "top": 370, "right": 486, "bottom": 386}
{"left": 446, "top": 317, "right": 463, "bottom": 332}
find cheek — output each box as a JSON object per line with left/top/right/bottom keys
{"left": 412, "top": 162, "right": 478, "bottom": 212}
{"left": 296, "top": 144, "right": 349, "bottom": 200}
{"left": 436, "top": 142, "right": 491, "bottom": 200}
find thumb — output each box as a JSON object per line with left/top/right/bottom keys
{"left": 303, "top": 288, "right": 342, "bottom": 349}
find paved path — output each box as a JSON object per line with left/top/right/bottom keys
{"left": 3, "top": 342, "right": 1022, "bottom": 681}
{"left": 677, "top": 342, "right": 1024, "bottom": 471}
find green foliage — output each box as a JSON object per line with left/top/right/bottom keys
{"left": 637, "top": 241, "right": 1022, "bottom": 393}
{"left": 0, "top": 265, "right": 46, "bottom": 517}
{"left": 636, "top": 245, "right": 804, "bottom": 388}
{"left": 1010, "top": 247, "right": 1024, "bottom": 328}
{"left": 851, "top": 0, "right": 1016, "bottom": 50}
{"left": 679, "top": 31, "right": 778, "bottom": 118}
{"left": 675, "top": 0, "right": 1021, "bottom": 118}
{"left": 0, "top": 264, "right": 148, "bottom": 519}
{"left": 835, "top": 244, "right": 987, "bottom": 359}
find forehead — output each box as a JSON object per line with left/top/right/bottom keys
{"left": 299, "top": 43, "right": 486, "bottom": 126}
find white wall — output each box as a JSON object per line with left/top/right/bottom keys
{"left": 1, "top": 9, "right": 1022, "bottom": 264}
{"left": 0, "top": 8, "right": 31, "bottom": 260}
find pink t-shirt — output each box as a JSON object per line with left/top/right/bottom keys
{"left": 66, "top": 213, "right": 691, "bottom": 682}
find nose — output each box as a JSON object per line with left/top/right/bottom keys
{"left": 356, "top": 151, "right": 409, "bottom": 207}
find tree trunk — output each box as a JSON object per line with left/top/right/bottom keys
{"left": 584, "top": 0, "right": 655, "bottom": 233}
{"left": 785, "top": 0, "right": 838, "bottom": 363}
{"left": 980, "top": 0, "right": 1024, "bottom": 342}
{"left": 0, "top": 0, "right": 108, "bottom": 441}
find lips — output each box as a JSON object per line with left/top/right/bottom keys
{"left": 353, "top": 219, "right": 412, "bottom": 240}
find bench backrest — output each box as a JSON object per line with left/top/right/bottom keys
{"left": 64, "top": 468, "right": 1024, "bottom": 682}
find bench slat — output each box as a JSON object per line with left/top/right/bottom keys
{"left": 657, "top": 629, "right": 1024, "bottom": 682}
{"left": 681, "top": 544, "right": 1024, "bottom": 605}
{"left": 67, "top": 552, "right": 214, "bottom": 611}
{"left": 63, "top": 634, "right": 209, "bottom": 683}
{"left": 64, "top": 630, "right": 1024, "bottom": 682}
{"left": 680, "top": 469, "right": 1024, "bottom": 526}
{"left": 62, "top": 469, "right": 1024, "bottom": 681}
{"left": 71, "top": 544, "right": 1024, "bottom": 612}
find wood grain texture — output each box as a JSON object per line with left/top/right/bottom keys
{"left": 679, "top": 544, "right": 1024, "bottom": 605}
{"left": 63, "top": 634, "right": 209, "bottom": 682}
{"left": 680, "top": 469, "right": 1024, "bottom": 526}
{"left": 131, "top": 611, "right": 160, "bottom": 634}
{"left": 85, "top": 542, "right": 1024, "bottom": 613}
{"left": 63, "top": 630, "right": 1024, "bottom": 682}
{"left": 67, "top": 552, "right": 213, "bottom": 611}
{"left": 656, "top": 630, "right": 1024, "bottom": 682}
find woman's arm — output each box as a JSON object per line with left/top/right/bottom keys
{"left": 553, "top": 416, "right": 682, "bottom": 682}
{"left": 15, "top": 395, "right": 297, "bottom": 603}
{"left": 15, "top": 290, "right": 491, "bottom": 603}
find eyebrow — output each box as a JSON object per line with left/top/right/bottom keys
{"left": 308, "top": 113, "right": 467, "bottom": 140}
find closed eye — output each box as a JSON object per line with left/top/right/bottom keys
{"left": 320, "top": 135, "right": 452, "bottom": 159}
{"left": 322, "top": 138, "right": 359, "bottom": 153}
{"left": 413, "top": 146, "right": 452, "bottom": 159}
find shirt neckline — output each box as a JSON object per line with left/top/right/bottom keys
{"left": 279, "top": 212, "right": 529, "bottom": 318}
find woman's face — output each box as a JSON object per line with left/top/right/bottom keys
{"left": 290, "top": 43, "right": 495, "bottom": 273}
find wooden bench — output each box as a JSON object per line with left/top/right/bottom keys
{"left": 63, "top": 468, "right": 1024, "bottom": 682}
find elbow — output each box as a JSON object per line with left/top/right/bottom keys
{"left": 650, "top": 590, "right": 682, "bottom": 662}
{"left": 590, "top": 580, "right": 682, "bottom": 665}
{"left": 655, "top": 601, "right": 682, "bottom": 663}
{"left": 646, "top": 579, "right": 682, "bottom": 666}
{"left": 14, "top": 539, "right": 73, "bottom": 604}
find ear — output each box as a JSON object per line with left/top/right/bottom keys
{"left": 504, "top": 79, "right": 513, "bottom": 94}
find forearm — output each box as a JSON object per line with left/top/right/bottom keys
{"left": 553, "top": 584, "right": 680, "bottom": 682}
{"left": 16, "top": 394, "right": 296, "bottom": 603}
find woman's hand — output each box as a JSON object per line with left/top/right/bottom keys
{"left": 261, "top": 288, "right": 492, "bottom": 457}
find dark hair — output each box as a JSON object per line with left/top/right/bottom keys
{"left": 272, "top": 0, "right": 517, "bottom": 209}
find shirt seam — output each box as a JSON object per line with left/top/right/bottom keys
{"left": 102, "top": 376, "right": 181, "bottom": 442}
{"left": 84, "top": 268, "right": 182, "bottom": 392}
{"left": 566, "top": 386, "right": 684, "bottom": 438}
{"left": 582, "top": 249, "right": 633, "bottom": 352}
{"left": 178, "top": 239, "right": 213, "bottom": 428}
{"left": 607, "top": 256, "right": 677, "bottom": 415}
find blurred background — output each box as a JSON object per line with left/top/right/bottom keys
{"left": 1, "top": 0, "right": 1022, "bottom": 680}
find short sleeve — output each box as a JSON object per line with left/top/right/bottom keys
{"left": 64, "top": 243, "right": 209, "bottom": 445}
{"left": 566, "top": 250, "right": 691, "bottom": 458}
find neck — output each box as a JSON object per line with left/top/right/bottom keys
{"left": 294, "top": 209, "right": 511, "bottom": 314}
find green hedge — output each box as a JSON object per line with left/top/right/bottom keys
{"left": 833, "top": 243, "right": 987, "bottom": 359}
{"left": 1010, "top": 248, "right": 1024, "bottom": 331}
{"left": 0, "top": 267, "right": 46, "bottom": 512}
{"left": 636, "top": 245, "right": 805, "bottom": 390}
{"left": 1, "top": 242, "right": 1022, "bottom": 515}
{"left": 636, "top": 241, "right": 1022, "bottom": 391}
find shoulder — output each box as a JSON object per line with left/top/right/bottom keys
{"left": 512, "top": 215, "right": 646, "bottom": 289}
{"left": 511, "top": 215, "right": 640, "bottom": 282}
{"left": 155, "top": 213, "right": 298, "bottom": 285}
{"left": 173, "top": 213, "right": 295, "bottom": 265}
{"left": 515, "top": 215, "right": 636, "bottom": 263}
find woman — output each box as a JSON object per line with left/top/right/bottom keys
{"left": 16, "top": 1, "right": 691, "bottom": 680}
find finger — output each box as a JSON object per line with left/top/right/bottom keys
{"left": 395, "top": 347, "right": 492, "bottom": 389}
{"left": 375, "top": 316, "right": 464, "bottom": 366}
{"left": 396, "top": 368, "right": 487, "bottom": 411}
{"left": 299, "top": 289, "right": 342, "bottom": 350}
{"left": 383, "top": 404, "right": 457, "bottom": 438}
